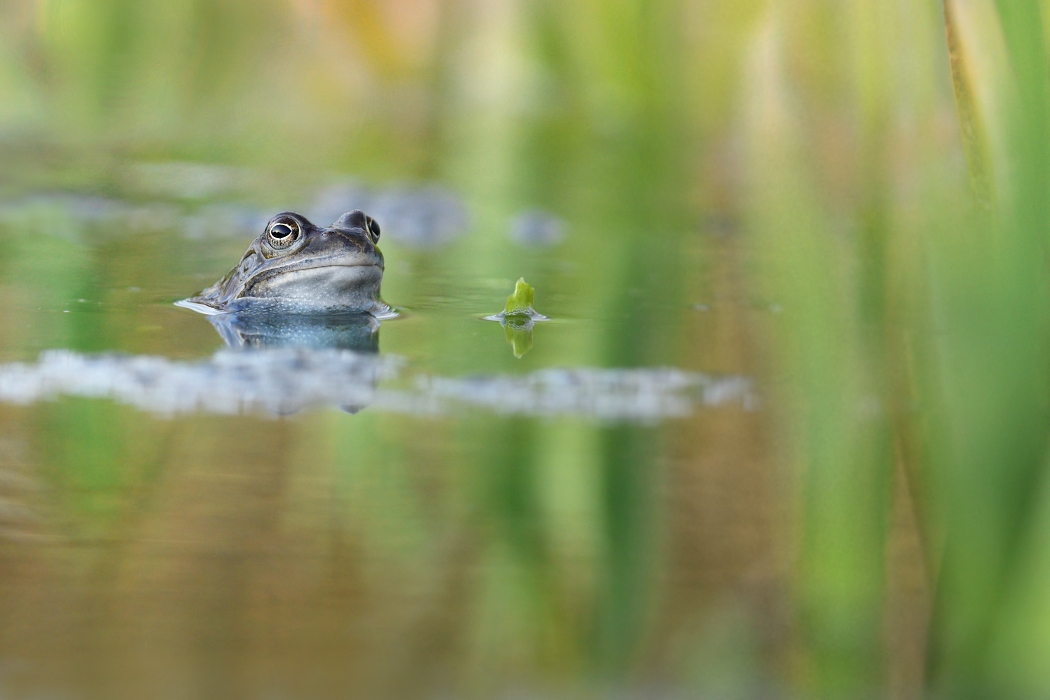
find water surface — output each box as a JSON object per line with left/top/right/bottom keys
{"left": 0, "top": 175, "right": 775, "bottom": 699}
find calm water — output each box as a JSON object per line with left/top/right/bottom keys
{"left": 0, "top": 172, "right": 782, "bottom": 699}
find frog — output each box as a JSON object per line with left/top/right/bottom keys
{"left": 177, "top": 210, "right": 392, "bottom": 316}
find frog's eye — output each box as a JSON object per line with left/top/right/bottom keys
{"left": 366, "top": 217, "right": 380, "bottom": 243}
{"left": 267, "top": 217, "right": 301, "bottom": 249}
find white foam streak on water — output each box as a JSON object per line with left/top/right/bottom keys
{"left": 0, "top": 350, "right": 754, "bottom": 421}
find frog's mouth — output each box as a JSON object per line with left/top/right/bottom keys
{"left": 243, "top": 257, "right": 384, "bottom": 307}
{"left": 248, "top": 251, "right": 380, "bottom": 280}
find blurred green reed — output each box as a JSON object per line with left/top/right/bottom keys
{"left": 747, "top": 0, "right": 1050, "bottom": 697}
{"left": 931, "top": 2, "right": 1050, "bottom": 697}
{"left": 6, "top": 0, "right": 1050, "bottom": 697}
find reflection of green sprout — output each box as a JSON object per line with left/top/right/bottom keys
{"left": 484, "top": 278, "right": 549, "bottom": 357}
{"left": 503, "top": 323, "right": 533, "bottom": 358}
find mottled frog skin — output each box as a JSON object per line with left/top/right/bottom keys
{"left": 179, "top": 210, "right": 390, "bottom": 315}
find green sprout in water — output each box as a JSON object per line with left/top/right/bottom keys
{"left": 504, "top": 278, "right": 536, "bottom": 316}
{"left": 484, "top": 278, "right": 549, "bottom": 357}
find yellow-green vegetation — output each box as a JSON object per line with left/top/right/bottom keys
{"left": 503, "top": 323, "right": 533, "bottom": 358}
{"left": 503, "top": 278, "right": 536, "bottom": 316}
{"left": 2, "top": 0, "right": 1050, "bottom": 698}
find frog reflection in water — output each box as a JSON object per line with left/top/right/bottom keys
{"left": 179, "top": 210, "right": 392, "bottom": 316}
{"left": 208, "top": 311, "right": 380, "bottom": 353}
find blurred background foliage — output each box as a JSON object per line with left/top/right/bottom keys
{"left": 2, "top": 0, "right": 1050, "bottom": 698}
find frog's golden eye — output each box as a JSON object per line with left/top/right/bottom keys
{"left": 366, "top": 217, "right": 380, "bottom": 243}
{"left": 267, "top": 216, "right": 301, "bottom": 249}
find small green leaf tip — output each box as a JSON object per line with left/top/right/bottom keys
{"left": 504, "top": 278, "right": 536, "bottom": 315}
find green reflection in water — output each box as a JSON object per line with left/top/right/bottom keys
{"left": 503, "top": 320, "right": 534, "bottom": 358}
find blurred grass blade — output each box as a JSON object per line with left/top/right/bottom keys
{"left": 744, "top": 11, "right": 891, "bottom": 697}
{"left": 943, "top": 0, "right": 997, "bottom": 206}
{"left": 930, "top": 1, "right": 1050, "bottom": 696}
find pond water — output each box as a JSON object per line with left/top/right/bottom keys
{"left": 0, "top": 170, "right": 778, "bottom": 699}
